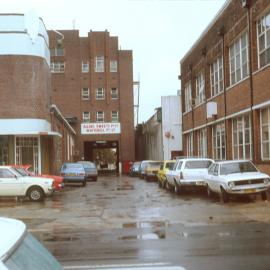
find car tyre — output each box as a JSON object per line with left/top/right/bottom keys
{"left": 158, "top": 180, "right": 162, "bottom": 188}
{"left": 174, "top": 183, "right": 180, "bottom": 195}
{"left": 261, "top": 191, "right": 267, "bottom": 201}
{"left": 207, "top": 185, "right": 214, "bottom": 198}
{"left": 28, "top": 186, "right": 44, "bottom": 202}
{"left": 82, "top": 180, "right": 86, "bottom": 187}
{"left": 93, "top": 176, "right": 98, "bottom": 182}
{"left": 220, "top": 187, "right": 229, "bottom": 203}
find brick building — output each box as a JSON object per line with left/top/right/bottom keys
{"left": 0, "top": 13, "right": 75, "bottom": 174}
{"left": 48, "top": 30, "right": 135, "bottom": 172}
{"left": 180, "top": 0, "right": 270, "bottom": 174}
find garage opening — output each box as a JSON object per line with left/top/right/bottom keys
{"left": 84, "top": 141, "right": 119, "bottom": 175}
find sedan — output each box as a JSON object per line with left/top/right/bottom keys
{"left": 205, "top": 160, "right": 270, "bottom": 203}
{"left": 60, "top": 163, "right": 86, "bottom": 186}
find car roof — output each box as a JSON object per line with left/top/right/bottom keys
{"left": 176, "top": 158, "right": 214, "bottom": 161}
{"left": 0, "top": 166, "right": 12, "bottom": 169}
{"left": 0, "top": 218, "right": 26, "bottom": 261}
{"left": 215, "top": 160, "right": 251, "bottom": 165}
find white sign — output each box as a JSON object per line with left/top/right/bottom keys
{"left": 81, "top": 123, "right": 121, "bottom": 135}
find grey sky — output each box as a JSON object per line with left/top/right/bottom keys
{"left": 1, "top": 0, "right": 226, "bottom": 123}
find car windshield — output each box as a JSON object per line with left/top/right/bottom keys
{"left": 13, "top": 168, "right": 29, "bottom": 177}
{"left": 166, "top": 162, "right": 175, "bottom": 169}
{"left": 62, "top": 164, "right": 83, "bottom": 170}
{"left": 220, "top": 162, "right": 258, "bottom": 175}
{"left": 185, "top": 160, "right": 212, "bottom": 169}
{"left": 5, "top": 232, "right": 63, "bottom": 270}
{"left": 149, "top": 162, "right": 163, "bottom": 167}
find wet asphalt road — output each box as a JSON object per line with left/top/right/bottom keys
{"left": 1, "top": 175, "right": 270, "bottom": 270}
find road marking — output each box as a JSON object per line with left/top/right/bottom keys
{"left": 63, "top": 262, "right": 185, "bottom": 269}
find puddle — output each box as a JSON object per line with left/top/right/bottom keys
{"left": 118, "top": 229, "right": 166, "bottom": 240}
{"left": 43, "top": 234, "right": 79, "bottom": 242}
{"left": 122, "top": 221, "right": 168, "bottom": 229}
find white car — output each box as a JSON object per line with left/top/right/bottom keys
{"left": 166, "top": 158, "right": 214, "bottom": 194}
{"left": 0, "top": 166, "right": 54, "bottom": 202}
{"left": 205, "top": 160, "right": 270, "bottom": 203}
{"left": 0, "top": 217, "right": 63, "bottom": 270}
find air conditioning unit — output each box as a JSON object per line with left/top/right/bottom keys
{"left": 242, "top": 0, "right": 248, "bottom": 8}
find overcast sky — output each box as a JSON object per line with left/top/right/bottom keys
{"left": 1, "top": 0, "right": 226, "bottom": 123}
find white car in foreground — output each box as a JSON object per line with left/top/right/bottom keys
{"left": 0, "top": 166, "right": 54, "bottom": 202}
{"left": 205, "top": 160, "right": 270, "bottom": 203}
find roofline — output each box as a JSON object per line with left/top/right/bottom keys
{"left": 180, "top": 0, "right": 231, "bottom": 65}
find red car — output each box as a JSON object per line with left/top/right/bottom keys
{"left": 11, "top": 165, "right": 64, "bottom": 191}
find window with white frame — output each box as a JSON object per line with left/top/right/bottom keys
{"left": 210, "top": 56, "right": 224, "bottom": 97}
{"left": 110, "top": 60, "right": 117, "bottom": 72}
{"left": 195, "top": 72, "right": 205, "bottom": 104}
{"left": 82, "top": 62, "right": 89, "bottom": 73}
{"left": 96, "top": 111, "right": 105, "bottom": 123}
{"left": 82, "top": 88, "right": 89, "bottom": 100}
{"left": 261, "top": 107, "right": 270, "bottom": 160}
{"left": 184, "top": 81, "right": 192, "bottom": 112}
{"left": 186, "top": 133, "right": 193, "bottom": 157}
{"left": 229, "top": 32, "right": 249, "bottom": 85}
{"left": 232, "top": 115, "right": 252, "bottom": 160}
{"left": 50, "top": 62, "right": 65, "bottom": 73}
{"left": 96, "top": 88, "right": 105, "bottom": 100}
{"left": 198, "top": 128, "right": 207, "bottom": 157}
{"left": 212, "top": 122, "right": 226, "bottom": 160}
{"left": 50, "top": 47, "right": 64, "bottom": 56}
{"left": 82, "top": 112, "right": 90, "bottom": 123}
{"left": 111, "top": 88, "right": 118, "bottom": 99}
{"left": 111, "top": 111, "right": 119, "bottom": 122}
{"left": 95, "top": 56, "right": 104, "bottom": 72}
{"left": 257, "top": 12, "right": 270, "bottom": 68}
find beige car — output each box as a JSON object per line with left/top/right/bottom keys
{"left": 145, "top": 161, "right": 164, "bottom": 181}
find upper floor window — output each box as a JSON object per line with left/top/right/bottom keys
{"left": 229, "top": 32, "right": 249, "bottom": 85}
{"left": 111, "top": 111, "right": 119, "bottom": 122}
{"left": 50, "top": 48, "right": 64, "bottom": 56}
{"left": 111, "top": 88, "right": 118, "bottom": 99}
{"left": 82, "top": 62, "right": 89, "bottom": 73}
{"left": 212, "top": 122, "right": 226, "bottom": 160}
{"left": 184, "top": 81, "right": 192, "bottom": 113}
{"left": 257, "top": 12, "right": 270, "bottom": 68}
{"left": 95, "top": 56, "right": 104, "bottom": 72}
{"left": 82, "top": 88, "right": 89, "bottom": 100}
{"left": 195, "top": 72, "right": 205, "bottom": 105}
{"left": 50, "top": 62, "right": 65, "bottom": 73}
{"left": 210, "top": 56, "right": 224, "bottom": 97}
{"left": 110, "top": 60, "right": 118, "bottom": 72}
{"left": 82, "top": 112, "right": 90, "bottom": 123}
{"left": 96, "top": 88, "right": 105, "bottom": 100}
{"left": 96, "top": 111, "right": 105, "bottom": 123}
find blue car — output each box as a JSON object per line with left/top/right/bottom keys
{"left": 60, "top": 163, "right": 86, "bottom": 186}
{"left": 77, "top": 161, "right": 98, "bottom": 181}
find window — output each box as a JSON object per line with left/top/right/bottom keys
{"left": 82, "top": 112, "right": 90, "bottom": 123}
{"left": 186, "top": 133, "right": 193, "bottom": 157}
{"left": 257, "top": 12, "right": 270, "bottom": 68}
{"left": 111, "top": 88, "right": 118, "bottom": 99}
{"left": 0, "top": 136, "right": 8, "bottom": 165}
{"left": 96, "top": 111, "right": 105, "bottom": 123}
{"left": 261, "top": 107, "right": 270, "bottom": 160}
{"left": 184, "top": 81, "right": 192, "bottom": 112}
{"left": 229, "top": 32, "right": 249, "bottom": 85}
{"left": 95, "top": 56, "right": 104, "bottom": 72}
{"left": 96, "top": 88, "right": 105, "bottom": 100}
{"left": 195, "top": 72, "right": 205, "bottom": 104}
{"left": 198, "top": 128, "right": 207, "bottom": 157}
{"left": 232, "top": 115, "right": 252, "bottom": 160}
{"left": 50, "top": 48, "right": 64, "bottom": 56}
{"left": 185, "top": 160, "right": 212, "bottom": 169}
{"left": 50, "top": 62, "right": 65, "bottom": 73}
{"left": 82, "top": 62, "right": 89, "bottom": 73}
{"left": 0, "top": 168, "right": 15, "bottom": 178}
{"left": 111, "top": 111, "right": 119, "bottom": 122}
{"left": 82, "top": 88, "right": 89, "bottom": 100}
{"left": 110, "top": 60, "right": 118, "bottom": 72}
{"left": 212, "top": 122, "right": 226, "bottom": 160}
{"left": 210, "top": 56, "right": 224, "bottom": 96}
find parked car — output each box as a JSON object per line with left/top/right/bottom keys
{"left": 157, "top": 160, "right": 176, "bottom": 188}
{"left": 11, "top": 165, "right": 64, "bottom": 191}
{"left": 166, "top": 158, "right": 214, "bottom": 194}
{"left": 205, "top": 160, "right": 270, "bottom": 203}
{"left": 0, "top": 166, "right": 54, "bottom": 202}
{"left": 145, "top": 161, "right": 164, "bottom": 181}
{"left": 60, "top": 163, "right": 86, "bottom": 186}
{"left": 0, "top": 217, "right": 63, "bottom": 270}
{"left": 129, "top": 161, "right": 141, "bottom": 177}
{"left": 77, "top": 161, "right": 98, "bottom": 181}
{"left": 138, "top": 160, "right": 154, "bottom": 179}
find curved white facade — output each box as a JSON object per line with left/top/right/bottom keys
{"left": 0, "top": 14, "right": 50, "bottom": 65}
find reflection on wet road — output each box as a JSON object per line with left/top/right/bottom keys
{"left": 1, "top": 176, "right": 270, "bottom": 269}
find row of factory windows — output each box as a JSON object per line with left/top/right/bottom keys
{"left": 82, "top": 88, "right": 118, "bottom": 100}
{"left": 82, "top": 111, "right": 119, "bottom": 123}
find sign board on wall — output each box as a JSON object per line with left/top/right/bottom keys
{"left": 81, "top": 123, "right": 121, "bottom": 135}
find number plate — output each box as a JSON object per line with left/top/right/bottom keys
{"left": 196, "top": 181, "right": 205, "bottom": 186}
{"left": 244, "top": 189, "right": 256, "bottom": 193}
{"left": 67, "top": 173, "right": 76, "bottom": 176}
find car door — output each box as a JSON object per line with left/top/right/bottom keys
{"left": 0, "top": 168, "right": 23, "bottom": 196}
{"left": 212, "top": 164, "right": 220, "bottom": 192}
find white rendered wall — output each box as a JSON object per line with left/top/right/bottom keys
{"left": 161, "top": 95, "right": 182, "bottom": 160}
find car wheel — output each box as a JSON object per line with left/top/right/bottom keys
{"left": 93, "top": 176, "right": 98, "bottom": 182}
{"left": 82, "top": 180, "right": 86, "bottom": 187}
{"left": 28, "top": 186, "right": 44, "bottom": 202}
{"left": 220, "top": 187, "right": 229, "bottom": 203}
{"left": 158, "top": 180, "right": 162, "bottom": 188}
{"left": 261, "top": 191, "right": 267, "bottom": 201}
{"left": 174, "top": 183, "right": 180, "bottom": 195}
{"left": 207, "top": 185, "right": 214, "bottom": 198}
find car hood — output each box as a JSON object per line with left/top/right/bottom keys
{"left": 221, "top": 172, "right": 269, "bottom": 181}
{"left": 21, "top": 176, "right": 54, "bottom": 184}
